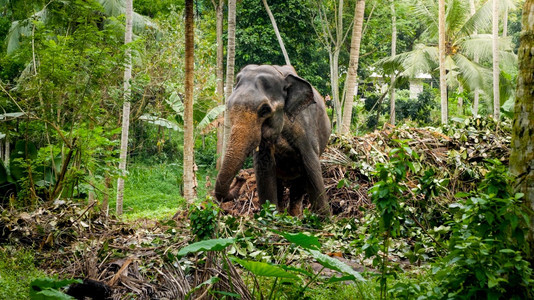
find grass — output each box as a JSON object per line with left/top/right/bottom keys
{"left": 110, "top": 162, "right": 216, "bottom": 220}
{"left": 0, "top": 245, "right": 46, "bottom": 300}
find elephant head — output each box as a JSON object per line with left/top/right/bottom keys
{"left": 215, "top": 65, "right": 316, "bottom": 202}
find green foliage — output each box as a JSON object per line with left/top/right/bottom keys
{"left": 392, "top": 88, "right": 438, "bottom": 125}
{"left": 364, "top": 140, "right": 419, "bottom": 299}
{"left": 178, "top": 238, "right": 236, "bottom": 257}
{"left": 431, "top": 160, "right": 533, "bottom": 299}
{"left": 0, "top": 246, "right": 46, "bottom": 300}
{"left": 189, "top": 198, "right": 220, "bottom": 240}
{"left": 29, "top": 278, "right": 81, "bottom": 300}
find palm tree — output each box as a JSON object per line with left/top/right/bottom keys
{"left": 116, "top": 0, "right": 133, "bottom": 215}
{"left": 389, "top": 0, "right": 397, "bottom": 125}
{"left": 510, "top": 0, "right": 534, "bottom": 258}
{"left": 379, "top": 0, "right": 516, "bottom": 119}
{"left": 492, "top": 0, "right": 500, "bottom": 118}
{"left": 340, "top": 0, "right": 365, "bottom": 134}
{"left": 222, "top": 0, "right": 237, "bottom": 162}
{"left": 438, "top": 0, "right": 447, "bottom": 124}
{"left": 211, "top": 0, "right": 224, "bottom": 170}
{"left": 183, "top": 0, "right": 196, "bottom": 203}
{"left": 510, "top": 0, "right": 534, "bottom": 261}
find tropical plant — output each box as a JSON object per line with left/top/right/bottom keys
{"left": 378, "top": 0, "right": 517, "bottom": 117}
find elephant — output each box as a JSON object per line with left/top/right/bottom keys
{"left": 215, "top": 64, "right": 331, "bottom": 217}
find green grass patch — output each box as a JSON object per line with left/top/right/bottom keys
{"left": 0, "top": 246, "right": 46, "bottom": 300}
{"left": 111, "top": 162, "right": 216, "bottom": 220}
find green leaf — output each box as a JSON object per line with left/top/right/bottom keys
{"left": 231, "top": 257, "right": 299, "bottom": 280}
{"left": 178, "top": 238, "right": 235, "bottom": 256}
{"left": 274, "top": 231, "right": 321, "bottom": 250}
{"left": 307, "top": 250, "right": 365, "bottom": 282}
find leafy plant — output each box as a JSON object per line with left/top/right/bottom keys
{"left": 29, "top": 277, "right": 82, "bottom": 300}
{"left": 189, "top": 198, "right": 220, "bottom": 241}
{"left": 431, "top": 160, "right": 533, "bottom": 299}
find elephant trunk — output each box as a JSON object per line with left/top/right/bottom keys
{"left": 215, "top": 117, "right": 260, "bottom": 202}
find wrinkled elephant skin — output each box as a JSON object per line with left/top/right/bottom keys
{"left": 215, "top": 65, "right": 331, "bottom": 217}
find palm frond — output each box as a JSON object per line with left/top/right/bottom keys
{"left": 400, "top": 44, "right": 438, "bottom": 78}
{"left": 412, "top": 0, "right": 438, "bottom": 40}
{"left": 446, "top": 0, "right": 468, "bottom": 37}
{"left": 6, "top": 8, "right": 49, "bottom": 54}
{"left": 458, "top": 34, "right": 493, "bottom": 62}
{"left": 457, "top": 0, "right": 492, "bottom": 38}
{"left": 453, "top": 53, "right": 491, "bottom": 91}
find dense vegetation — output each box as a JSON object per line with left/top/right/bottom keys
{"left": 0, "top": 0, "right": 532, "bottom": 299}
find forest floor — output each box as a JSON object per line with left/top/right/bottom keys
{"left": 0, "top": 118, "right": 512, "bottom": 299}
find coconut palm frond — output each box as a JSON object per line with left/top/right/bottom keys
{"left": 400, "top": 44, "right": 438, "bottom": 78}
{"left": 459, "top": 34, "right": 493, "bottom": 62}
{"left": 453, "top": 53, "right": 490, "bottom": 91}
{"left": 446, "top": 0, "right": 468, "bottom": 37}
{"left": 500, "top": 50, "right": 517, "bottom": 74}
{"left": 412, "top": 0, "right": 438, "bottom": 39}
{"left": 457, "top": 0, "right": 492, "bottom": 38}
{"left": 98, "top": 0, "right": 156, "bottom": 31}
{"left": 97, "top": 0, "right": 124, "bottom": 16}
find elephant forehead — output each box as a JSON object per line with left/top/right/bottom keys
{"left": 228, "top": 108, "right": 259, "bottom": 124}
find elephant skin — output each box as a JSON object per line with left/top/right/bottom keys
{"left": 215, "top": 65, "right": 331, "bottom": 216}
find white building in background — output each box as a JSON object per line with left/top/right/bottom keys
{"left": 368, "top": 67, "right": 431, "bottom": 99}
{"left": 409, "top": 73, "right": 432, "bottom": 99}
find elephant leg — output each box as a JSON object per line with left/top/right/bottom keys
{"left": 276, "top": 179, "right": 287, "bottom": 212}
{"left": 289, "top": 178, "right": 305, "bottom": 216}
{"left": 302, "top": 152, "right": 331, "bottom": 217}
{"left": 254, "top": 141, "right": 278, "bottom": 207}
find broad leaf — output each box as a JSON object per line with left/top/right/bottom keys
{"left": 231, "top": 257, "right": 299, "bottom": 280}
{"left": 178, "top": 238, "right": 235, "bottom": 256}
{"left": 308, "top": 249, "right": 365, "bottom": 282}
{"left": 274, "top": 230, "right": 321, "bottom": 250}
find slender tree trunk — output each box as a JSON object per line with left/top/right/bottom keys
{"left": 492, "top": 0, "right": 500, "bottom": 119}
{"left": 510, "top": 0, "right": 534, "bottom": 260}
{"left": 222, "top": 0, "right": 236, "bottom": 162}
{"left": 438, "top": 0, "right": 448, "bottom": 124}
{"left": 116, "top": 0, "right": 133, "bottom": 215}
{"left": 389, "top": 0, "right": 396, "bottom": 125}
{"left": 262, "top": 0, "right": 290, "bottom": 65}
{"left": 213, "top": 0, "right": 224, "bottom": 170}
{"left": 331, "top": 50, "right": 342, "bottom": 131}
{"left": 340, "top": 0, "right": 365, "bottom": 134}
{"left": 183, "top": 0, "right": 196, "bottom": 203}
{"left": 502, "top": 3, "right": 508, "bottom": 37}
{"left": 470, "top": 0, "right": 480, "bottom": 116}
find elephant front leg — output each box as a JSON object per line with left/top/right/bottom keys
{"left": 302, "top": 152, "right": 331, "bottom": 217}
{"left": 254, "top": 142, "right": 278, "bottom": 207}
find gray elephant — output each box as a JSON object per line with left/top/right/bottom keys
{"left": 215, "top": 65, "right": 331, "bottom": 217}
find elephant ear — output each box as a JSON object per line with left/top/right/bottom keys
{"left": 284, "top": 74, "right": 316, "bottom": 122}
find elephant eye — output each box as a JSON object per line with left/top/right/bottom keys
{"left": 257, "top": 104, "right": 272, "bottom": 118}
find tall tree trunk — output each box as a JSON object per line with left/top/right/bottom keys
{"left": 492, "top": 0, "right": 500, "bottom": 119}
{"left": 183, "top": 0, "right": 196, "bottom": 203}
{"left": 340, "top": 0, "right": 365, "bottom": 134}
{"left": 389, "top": 0, "right": 396, "bottom": 125}
{"left": 116, "top": 0, "right": 133, "bottom": 215}
{"left": 502, "top": 3, "right": 508, "bottom": 37}
{"left": 470, "top": 0, "right": 480, "bottom": 116}
{"left": 212, "top": 0, "right": 224, "bottom": 170}
{"left": 510, "top": 0, "right": 534, "bottom": 260}
{"left": 222, "top": 0, "right": 236, "bottom": 162}
{"left": 262, "top": 0, "right": 290, "bottom": 65}
{"left": 438, "top": 0, "right": 448, "bottom": 124}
